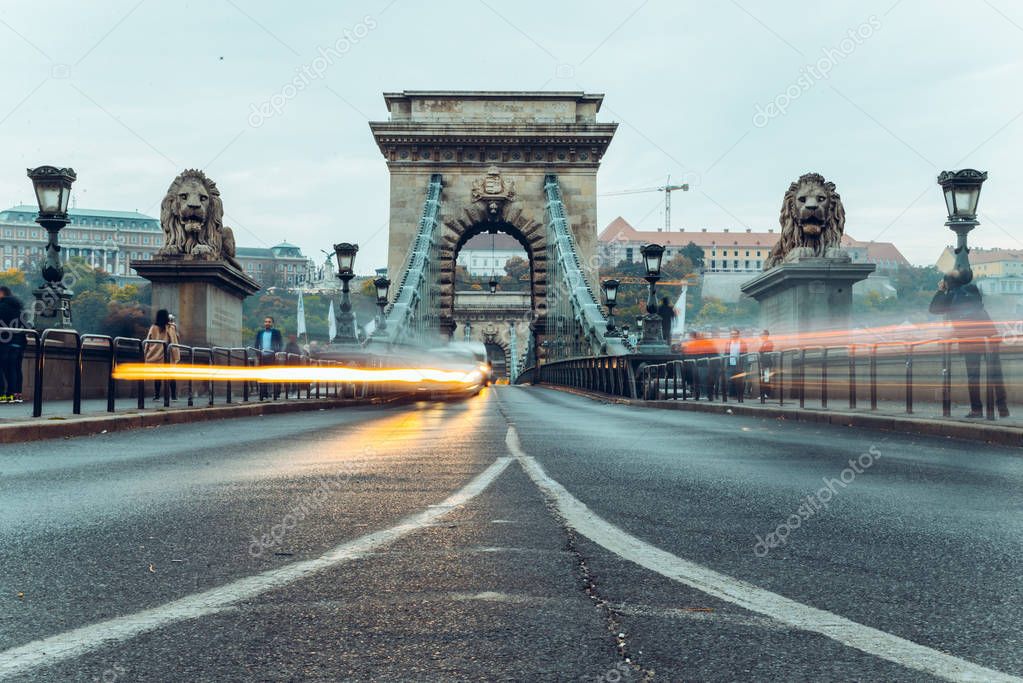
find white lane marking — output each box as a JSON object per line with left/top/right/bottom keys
{"left": 0, "top": 457, "right": 512, "bottom": 679}
{"left": 505, "top": 426, "right": 1022, "bottom": 683}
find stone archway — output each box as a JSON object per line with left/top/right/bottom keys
{"left": 437, "top": 199, "right": 547, "bottom": 339}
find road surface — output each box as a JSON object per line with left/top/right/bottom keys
{"left": 1, "top": 386, "right": 1021, "bottom": 681}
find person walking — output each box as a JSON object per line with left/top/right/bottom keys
{"left": 657, "top": 296, "right": 676, "bottom": 346}
{"left": 683, "top": 331, "right": 717, "bottom": 399}
{"left": 758, "top": 329, "right": 775, "bottom": 400}
{"left": 254, "top": 316, "right": 282, "bottom": 399}
{"left": 0, "top": 286, "right": 26, "bottom": 404}
{"left": 726, "top": 328, "right": 748, "bottom": 399}
{"left": 145, "top": 308, "right": 180, "bottom": 402}
{"left": 929, "top": 268, "right": 1008, "bottom": 418}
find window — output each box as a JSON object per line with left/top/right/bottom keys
{"left": 142, "top": 236, "right": 150, "bottom": 245}
{"left": 733, "top": 260, "right": 739, "bottom": 269}
{"left": 745, "top": 250, "right": 749, "bottom": 257}
{"left": 710, "top": 259, "right": 716, "bottom": 269}
{"left": 131, "top": 235, "right": 138, "bottom": 244}
{"left": 756, "top": 260, "right": 762, "bottom": 269}
{"left": 625, "top": 247, "right": 633, "bottom": 261}
{"left": 745, "top": 260, "right": 750, "bottom": 269}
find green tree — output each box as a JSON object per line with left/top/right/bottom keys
{"left": 680, "top": 242, "right": 705, "bottom": 269}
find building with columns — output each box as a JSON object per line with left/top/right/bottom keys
{"left": 0, "top": 204, "right": 164, "bottom": 283}
{"left": 1, "top": 205, "right": 315, "bottom": 290}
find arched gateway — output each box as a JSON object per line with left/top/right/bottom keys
{"left": 369, "top": 91, "right": 628, "bottom": 360}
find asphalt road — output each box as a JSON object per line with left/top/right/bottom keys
{"left": 0, "top": 386, "right": 1021, "bottom": 681}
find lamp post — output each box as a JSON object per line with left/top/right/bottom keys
{"left": 27, "top": 166, "right": 76, "bottom": 329}
{"left": 333, "top": 242, "right": 358, "bottom": 343}
{"left": 601, "top": 278, "right": 620, "bottom": 335}
{"left": 637, "top": 243, "right": 668, "bottom": 352}
{"left": 488, "top": 278, "right": 498, "bottom": 294}
{"left": 937, "top": 169, "right": 987, "bottom": 274}
{"left": 373, "top": 275, "right": 390, "bottom": 335}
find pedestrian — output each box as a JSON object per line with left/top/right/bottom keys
{"left": 758, "top": 329, "right": 775, "bottom": 400}
{"left": 683, "top": 331, "right": 717, "bottom": 399}
{"left": 726, "top": 328, "right": 748, "bottom": 399}
{"left": 929, "top": 268, "right": 1008, "bottom": 418}
{"left": 145, "top": 308, "right": 180, "bottom": 402}
{"left": 254, "top": 316, "right": 282, "bottom": 399}
{"left": 657, "top": 296, "right": 676, "bottom": 346}
{"left": 284, "top": 333, "right": 302, "bottom": 357}
{"left": 0, "top": 286, "right": 26, "bottom": 404}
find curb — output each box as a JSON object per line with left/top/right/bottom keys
{"left": 0, "top": 396, "right": 400, "bottom": 445}
{"left": 541, "top": 385, "right": 1023, "bottom": 448}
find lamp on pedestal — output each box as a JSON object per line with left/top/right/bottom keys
{"left": 27, "top": 166, "right": 77, "bottom": 329}
{"left": 333, "top": 242, "right": 358, "bottom": 343}
{"left": 373, "top": 275, "right": 390, "bottom": 334}
{"left": 601, "top": 278, "right": 620, "bottom": 335}
{"left": 637, "top": 243, "right": 668, "bottom": 352}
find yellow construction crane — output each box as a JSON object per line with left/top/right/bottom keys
{"left": 599, "top": 175, "right": 690, "bottom": 231}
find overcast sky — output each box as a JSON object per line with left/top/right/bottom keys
{"left": 1, "top": 0, "right": 1020, "bottom": 270}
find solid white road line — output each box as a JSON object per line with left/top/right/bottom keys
{"left": 505, "top": 426, "right": 1022, "bottom": 683}
{"left": 0, "top": 457, "right": 512, "bottom": 679}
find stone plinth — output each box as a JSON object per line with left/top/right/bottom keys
{"left": 131, "top": 258, "right": 260, "bottom": 348}
{"left": 740, "top": 258, "right": 875, "bottom": 336}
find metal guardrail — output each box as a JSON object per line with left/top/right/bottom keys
{"left": 519, "top": 338, "right": 1014, "bottom": 421}
{"left": 23, "top": 330, "right": 375, "bottom": 418}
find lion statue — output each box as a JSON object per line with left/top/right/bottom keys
{"left": 763, "top": 172, "right": 847, "bottom": 269}
{"left": 158, "top": 169, "right": 243, "bottom": 271}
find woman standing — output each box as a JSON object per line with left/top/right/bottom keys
{"left": 145, "top": 309, "right": 180, "bottom": 402}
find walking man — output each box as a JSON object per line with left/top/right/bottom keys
{"left": 758, "top": 329, "right": 775, "bottom": 400}
{"left": 657, "top": 296, "right": 676, "bottom": 346}
{"left": 929, "top": 268, "right": 1008, "bottom": 418}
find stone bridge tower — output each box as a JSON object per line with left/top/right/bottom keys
{"left": 370, "top": 91, "right": 617, "bottom": 338}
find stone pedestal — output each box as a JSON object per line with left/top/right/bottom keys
{"left": 740, "top": 258, "right": 875, "bottom": 336}
{"left": 131, "top": 258, "right": 261, "bottom": 348}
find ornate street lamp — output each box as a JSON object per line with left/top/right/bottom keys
{"left": 937, "top": 169, "right": 987, "bottom": 274}
{"left": 638, "top": 243, "right": 668, "bottom": 352}
{"left": 27, "top": 166, "right": 77, "bottom": 329}
{"left": 373, "top": 275, "right": 390, "bottom": 334}
{"left": 602, "top": 278, "right": 620, "bottom": 335}
{"left": 333, "top": 242, "right": 358, "bottom": 342}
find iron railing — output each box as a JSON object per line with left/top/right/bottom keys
{"left": 519, "top": 339, "right": 1018, "bottom": 421}
{"left": 22, "top": 329, "right": 389, "bottom": 418}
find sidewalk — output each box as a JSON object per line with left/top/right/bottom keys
{"left": 548, "top": 387, "right": 1023, "bottom": 447}
{"left": 0, "top": 394, "right": 385, "bottom": 444}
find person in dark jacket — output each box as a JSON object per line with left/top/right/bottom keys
{"left": 254, "top": 316, "right": 283, "bottom": 399}
{"left": 0, "top": 286, "right": 26, "bottom": 403}
{"left": 929, "top": 268, "right": 1008, "bottom": 418}
{"left": 758, "top": 329, "right": 775, "bottom": 400}
{"left": 657, "top": 296, "right": 676, "bottom": 346}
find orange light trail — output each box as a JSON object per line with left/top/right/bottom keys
{"left": 112, "top": 363, "right": 484, "bottom": 386}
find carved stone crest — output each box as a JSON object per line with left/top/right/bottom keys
{"left": 471, "top": 166, "right": 515, "bottom": 222}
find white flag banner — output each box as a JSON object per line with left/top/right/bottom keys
{"left": 364, "top": 318, "right": 376, "bottom": 338}
{"left": 296, "top": 291, "right": 307, "bottom": 337}
{"left": 328, "top": 300, "right": 337, "bottom": 341}
{"left": 673, "top": 284, "right": 687, "bottom": 335}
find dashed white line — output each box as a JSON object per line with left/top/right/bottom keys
{"left": 505, "top": 425, "right": 1022, "bottom": 683}
{"left": 0, "top": 457, "right": 512, "bottom": 679}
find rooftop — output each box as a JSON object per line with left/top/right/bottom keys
{"left": 2, "top": 205, "right": 158, "bottom": 221}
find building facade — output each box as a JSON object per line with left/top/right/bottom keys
{"left": 0, "top": 204, "right": 165, "bottom": 282}
{"left": 1, "top": 205, "right": 314, "bottom": 290}
{"left": 598, "top": 216, "right": 909, "bottom": 301}
{"left": 456, "top": 233, "right": 526, "bottom": 276}
{"left": 235, "top": 242, "right": 315, "bottom": 288}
